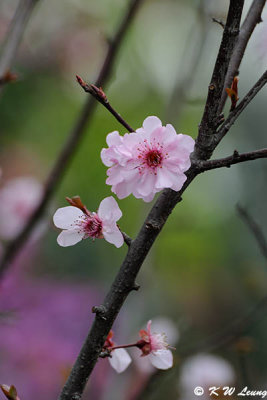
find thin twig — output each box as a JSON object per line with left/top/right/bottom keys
{"left": 195, "top": 0, "right": 244, "bottom": 160}
{"left": 197, "top": 148, "right": 267, "bottom": 172}
{"left": 0, "top": 0, "right": 39, "bottom": 92}
{"left": 212, "top": 17, "right": 225, "bottom": 29}
{"left": 0, "top": 0, "right": 144, "bottom": 278}
{"left": 215, "top": 70, "right": 267, "bottom": 145}
{"left": 218, "top": 0, "right": 266, "bottom": 113}
{"left": 237, "top": 205, "right": 267, "bottom": 262}
{"left": 166, "top": 0, "right": 208, "bottom": 122}
{"left": 76, "top": 75, "right": 135, "bottom": 132}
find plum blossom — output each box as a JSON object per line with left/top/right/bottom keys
{"left": 53, "top": 196, "right": 124, "bottom": 248}
{"left": 0, "top": 177, "right": 43, "bottom": 240}
{"left": 138, "top": 320, "right": 173, "bottom": 370}
{"left": 179, "top": 353, "right": 235, "bottom": 400}
{"left": 104, "top": 331, "right": 132, "bottom": 374}
{"left": 101, "top": 116, "right": 195, "bottom": 202}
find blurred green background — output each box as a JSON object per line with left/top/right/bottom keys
{"left": 0, "top": 0, "right": 267, "bottom": 399}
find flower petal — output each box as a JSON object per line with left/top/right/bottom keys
{"left": 53, "top": 206, "right": 84, "bottom": 229}
{"left": 103, "top": 228, "right": 124, "bottom": 248}
{"left": 57, "top": 230, "right": 83, "bottom": 247}
{"left": 149, "top": 349, "right": 173, "bottom": 370}
{"left": 106, "top": 131, "right": 122, "bottom": 147}
{"left": 98, "top": 197, "right": 122, "bottom": 222}
{"left": 143, "top": 116, "right": 162, "bottom": 133}
{"left": 108, "top": 348, "right": 132, "bottom": 373}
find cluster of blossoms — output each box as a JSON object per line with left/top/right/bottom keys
{"left": 52, "top": 115, "right": 194, "bottom": 374}
{"left": 103, "top": 320, "right": 174, "bottom": 373}
{"left": 54, "top": 116, "right": 194, "bottom": 247}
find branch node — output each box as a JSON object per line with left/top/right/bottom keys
{"left": 99, "top": 349, "right": 112, "bottom": 358}
{"left": 145, "top": 221, "right": 161, "bottom": 231}
{"left": 92, "top": 305, "right": 107, "bottom": 320}
{"left": 209, "top": 83, "right": 216, "bottom": 91}
{"left": 233, "top": 150, "right": 239, "bottom": 158}
{"left": 121, "top": 231, "right": 132, "bottom": 246}
{"left": 131, "top": 282, "right": 140, "bottom": 291}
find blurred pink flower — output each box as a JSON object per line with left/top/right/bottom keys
{"left": 0, "top": 177, "right": 43, "bottom": 240}
{"left": 53, "top": 197, "right": 124, "bottom": 248}
{"left": 101, "top": 116, "right": 195, "bottom": 202}
{"left": 179, "top": 353, "right": 235, "bottom": 400}
{"left": 0, "top": 274, "right": 107, "bottom": 399}
{"left": 138, "top": 320, "right": 173, "bottom": 370}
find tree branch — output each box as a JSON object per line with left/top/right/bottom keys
{"left": 58, "top": 168, "right": 197, "bottom": 400}
{"left": 76, "top": 75, "right": 135, "bottom": 132}
{"left": 58, "top": 3, "right": 266, "bottom": 399}
{"left": 215, "top": 70, "right": 267, "bottom": 145}
{"left": 0, "top": 0, "right": 40, "bottom": 91}
{"left": 0, "top": 0, "right": 144, "bottom": 278}
{"left": 218, "top": 0, "right": 266, "bottom": 113}
{"left": 197, "top": 148, "right": 267, "bottom": 172}
{"left": 237, "top": 205, "right": 267, "bottom": 262}
{"left": 195, "top": 0, "right": 244, "bottom": 160}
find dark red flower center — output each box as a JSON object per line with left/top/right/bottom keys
{"left": 83, "top": 215, "right": 103, "bottom": 238}
{"left": 146, "top": 150, "right": 162, "bottom": 168}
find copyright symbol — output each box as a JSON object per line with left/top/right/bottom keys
{"left": 194, "top": 386, "right": 204, "bottom": 396}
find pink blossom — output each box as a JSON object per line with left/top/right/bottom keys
{"left": 53, "top": 196, "right": 124, "bottom": 248}
{"left": 103, "top": 331, "right": 132, "bottom": 374}
{"left": 0, "top": 177, "right": 43, "bottom": 240}
{"left": 101, "top": 116, "right": 195, "bottom": 202}
{"left": 138, "top": 320, "right": 173, "bottom": 370}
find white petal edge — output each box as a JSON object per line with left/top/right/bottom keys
{"left": 53, "top": 206, "right": 84, "bottom": 229}
{"left": 108, "top": 348, "right": 132, "bottom": 373}
{"left": 142, "top": 116, "right": 162, "bottom": 133}
{"left": 57, "top": 230, "right": 84, "bottom": 247}
{"left": 106, "top": 131, "right": 121, "bottom": 147}
{"left": 103, "top": 228, "right": 124, "bottom": 248}
{"left": 149, "top": 349, "right": 173, "bottom": 370}
{"left": 98, "top": 196, "right": 122, "bottom": 222}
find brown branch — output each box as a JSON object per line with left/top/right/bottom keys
{"left": 215, "top": 70, "right": 267, "bottom": 145}
{"left": 58, "top": 168, "right": 197, "bottom": 400}
{"left": 76, "top": 75, "right": 135, "bottom": 132}
{"left": 237, "top": 205, "right": 267, "bottom": 262}
{"left": 0, "top": 0, "right": 40, "bottom": 91}
{"left": 195, "top": 0, "right": 244, "bottom": 160}
{"left": 0, "top": 0, "right": 144, "bottom": 278}
{"left": 197, "top": 148, "right": 267, "bottom": 172}
{"left": 218, "top": 0, "right": 266, "bottom": 113}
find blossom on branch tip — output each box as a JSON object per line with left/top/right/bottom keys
{"left": 103, "top": 331, "right": 132, "bottom": 374}
{"left": 101, "top": 116, "right": 195, "bottom": 202}
{"left": 53, "top": 196, "right": 124, "bottom": 248}
{"left": 137, "top": 320, "right": 173, "bottom": 370}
